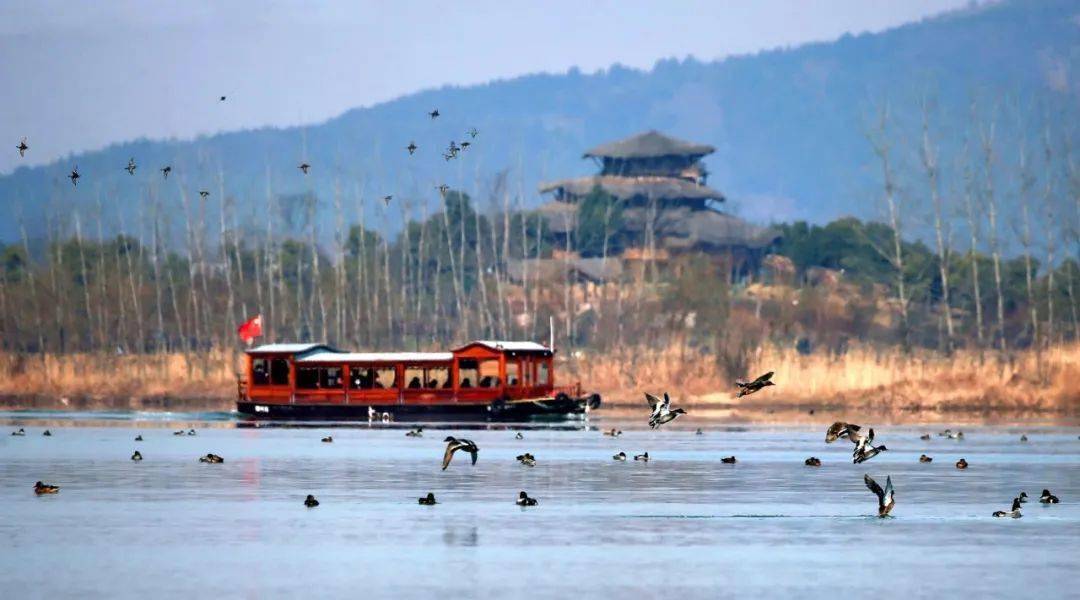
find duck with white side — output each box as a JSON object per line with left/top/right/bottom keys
{"left": 236, "top": 340, "right": 600, "bottom": 420}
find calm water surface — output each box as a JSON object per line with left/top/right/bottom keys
{"left": 2, "top": 415, "right": 1078, "bottom": 599}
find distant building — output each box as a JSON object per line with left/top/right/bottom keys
{"left": 537, "top": 130, "right": 779, "bottom": 276}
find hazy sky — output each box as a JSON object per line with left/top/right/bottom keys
{"left": 1, "top": 0, "right": 973, "bottom": 174}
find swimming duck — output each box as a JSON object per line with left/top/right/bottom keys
{"left": 956, "top": 431, "right": 964, "bottom": 440}
{"left": 938, "top": 429, "right": 952, "bottom": 438}
{"left": 418, "top": 492, "right": 437, "bottom": 505}
{"left": 134, "top": 435, "right": 143, "bottom": 441}
{"left": 321, "top": 436, "right": 333, "bottom": 443}
{"left": 1018, "top": 491, "right": 1029, "bottom": 503}
{"left": 131, "top": 451, "right": 143, "bottom": 461}
{"left": 516, "top": 453, "right": 536, "bottom": 467}
{"left": 645, "top": 392, "right": 686, "bottom": 429}
{"left": 187, "top": 429, "right": 196, "bottom": 436}
{"left": 736, "top": 371, "right": 776, "bottom": 398}
{"left": 199, "top": 453, "right": 224, "bottom": 464}
{"left": 603, "top": 428, "right": 622, "bottom": 437}
{"left": 304, "top": 494, "right": 319, "bottom": 508}
{"left": 633, "top": 452, "right": 650, "bottom": 462}
{"left": 695, "top": 428, "right": 704, "bottom": 436}
{"left": 955, "top": 458, "right": 968, "bottom": 469}
{"left": 43, "top": 430, "right": 52, "bottom": 436}
{"left": 11, "top": 428, "right": 25, "bottom": 436}
{"left": 864, "top": 474, "right": 895, "bottom": 517}
{"left": 1019, "top": 434, "right": 1028, "bottom": 442}
{"left": 405, "top": 427, "right": 423, "bottom": 437}
{"left": 993, "top": 497, "right": 1022, "bottom": 518}
{"left": 919, "top": 434, "right": 931, "bottom": 440}
{"left": 34, "top": 481, "right": 60, "bottom": 495}
{"left": 721, "top": 456, "right": 737, "bottom": 464}
{"left": 804, "top": 457, "right": 821, "bottom": 467}
{"left": 441, "top": 436, "right": 479, "bottom": 470}
{"left": 613, "top": 452, "right": 627, "bottom": 461}
{"left": 1040, "top": 489, "right": 1060, "bottom": 504}
{"left": 515, "top": 432, "right": 524, "bottom": 440}
{"left": 516, "top": 491, "right": 538, "bottom": 506}
{"left": 919, "top": 454, "right": 933, "bottom": 463}
{"left": 173, "top": 430, "right": 185, "bottom": 436}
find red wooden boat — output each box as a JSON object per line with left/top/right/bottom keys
{"left": 237, "top": 340, "right": 601, "bottom": 420}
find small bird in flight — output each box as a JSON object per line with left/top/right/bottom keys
{"left": 161, "top": 165, "right": 172, "bottom": 180}
{"left": 17, "top": 137, "right": 29, "bottom": 157}
{"left": 429, "top": 109, "right": 440, "bottom": 119}
{"left": 125, "top": 158, "right": 137, "bottom": 175}
{"left": 460, "top": 141, "right": 471, "bottom": 150}
{"left": 68, "top": 166, "right": 80, "bottom": 187}
{"left": 199, "top": 190, "right": 209, "bottom": 199}
{"left": 407, "top": 141, "right": 417, "bottom": 155}
{"left": 441, "top": 436, "right": 479, "bottom": 470}
{"left": 383, "top": 195, "right": 392, "bottom": 206}
{"left": 736, "top": 371, "right": 775, "bottom": 397}
{"left": 298, "top": 162, "right": 310, "bottom": 175}
{"left": 436, "top": 184, "right": 449, "bottom": 195}
{"left": 467, "top": 127, "right": 479, "bottom": 138}
{"left": 864, "top": 474, "right": 895, "bottom": 517}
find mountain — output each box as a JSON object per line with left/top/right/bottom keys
{"left": 1, "top": 0, "right": 1077, "bottom": 246}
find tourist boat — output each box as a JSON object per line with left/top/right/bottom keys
{"left": 236, "top": 340, "right": 601, "bottom": 420}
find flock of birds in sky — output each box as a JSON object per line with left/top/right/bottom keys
{"left": 17, "top": 368, "right": 1064, "bottom": 517}
{"left": 15, "top": 97, "right": 474, "bottom": 207}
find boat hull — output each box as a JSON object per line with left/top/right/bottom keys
{"left": 236, "top": 394, "right": 600, "bottom": 422}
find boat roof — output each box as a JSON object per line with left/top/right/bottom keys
{"left": 463, "top": 340, "right": 550, "bottom": 352}
{"left": 247, "top": 343, "right": 334, "bottom": 354}
{"left": 297, "top": 351, "right": 454, "bottom": 364}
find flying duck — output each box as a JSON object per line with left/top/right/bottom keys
{"left": 418, "top": 492, "right": 437, "bottom": 505}
{"left": 199, "top": 190, "right": 209, "bottom": 199}
{"left": 919, "top": 454, "right": 933, "bottom": 463}
{"left": 805, "top": 457, "right": 821, "bottom": 467}
{"left": 436, "top": 183, "right": 450, "bottom": 195}
{"left": 721, "top": 456, "right": 737, "bottom": 464}
{"left": 633, "top": 452, "right": 649, "bottom": 462}
{"left": 1018, "top": 491, "right": 1029, "bottom": 503}
{"left": 383, "top": 195, "right": 392, "bottom": 206}
{"left": 853, "top": 430, "right": 888, "bottom": 464}
{"left": 603, "top": 428, "right": 622, "bottom": 437}
{"left": 826, "top": 421, "right": 862, "bottom": 444}
{"left": 864, "top": 474, "right": 895, "bottom": 517}
{"left": 516, "top": 453, "right": 536, "bottom": 467}
{"left": 135, "top": 435, "right": 143, "bottom": 441}
{"left": 298, "top": 162, "right": 310, "bottom": 174}
{"left": 199, "top": 453, "right": 224, "bottom": 464}
{"left": 736, "top": 371, "right": 775, "bottom": 398}
{"left": 34, "top": 481, "right": 60, "bottom": 495}
{"left": 467, "top": 127, "right": 479, "bottom": 138}
{"left": 11, "top": 428, "right": 25, "bottom": 436}
{"left": 407, "top": 141, "right": 417, "bottom": 155}
{"left": 131, "top": 451, "right": 143, "bottom": 461}
{"left": 304, "top": 494, "right": 319, "bottom": 507}
{"left": 429, "top": 109, "right": 440, "bottom": 119}
{"left": 405, "top": 427, "right": 423, "bottom": 437}
{"left": 1040, "top": 489, "right": 1060, "bottom": 504}
{"left": 993, "top": 497, "right": 1022, "bottom": 518}
{"left": 69, "top": 166, "right": 80, "bottom": 186}
{"left": 645, "top": 392, "right": 686, "bottom": 429}
{"left": 516, "top": 491, "right": 538, "bottom": 506}
{"left": 125, "top": 158, "right": 137, "bottom": 175}
{"left": 460, "top": 141, "right": 471, "bottom": 150}
{"left": 160, "top": 165, "right": 171, "bottom": 179}
{"left": 17, "top": 137, "right": 28, "bottom": 157}
{"left": 515, "top": 432, "right": 524, "bottom": 440}
{"left": 42, "top": 430, "right": 51, "bottom": 437}
{"left": 321, "top": 436, "right": 333, "bottom": 443}
{"left": 955, "top": 458, "right": 968, "bottom": 469}
{"left": 613, "top": 451, "right": 627, "bottom": 461}
{"left": 441, "top": 436, "right": 479, "bottom": 470}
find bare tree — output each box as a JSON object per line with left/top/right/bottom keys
{"left": 978, "top": 114, "right": 1007, "bottom": 353}
{"left": 919, "top": 99, "right": 955, "bottom": 351}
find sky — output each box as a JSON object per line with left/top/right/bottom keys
{"left": 0, "top": 0, "right": 974, "bottom": 175}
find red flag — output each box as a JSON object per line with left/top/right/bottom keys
{"left": 238, "top": 315, "right": 262, "bottom": 346}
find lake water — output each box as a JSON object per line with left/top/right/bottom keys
{"left": 2, "top": 414, "right": 1078, "bottom": 598}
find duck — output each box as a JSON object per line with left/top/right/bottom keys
{"left": 1018, "top": 491, "right": 1029, "bottom": 503}
{"left": 1040, "top": 489, "right": 1060, "bottom": 504}
{"left": 919, "top": 454, "right": 933, "bottom": 463}
{"left": 516, "top": 491, "right": 538, "bottom": 506}
{"left": 515, "top": 432, "right": 524, "bottom": 440}
{"left": 187, "top": 429, "right": 196, "bottom": 436}
{"left": 613, "top": 452, "right": 627, "bottom": 461}
{"left": 304, "top": 494, "right": 319, "bottom": 508}
{"left": 695, "top": 428, "right": 704, "bottom": 436}
{"left": 405, "top": 427, "right": 423, "bottom": 437}
{"left": 852, "top": 428, "right": 888, "bottom": 464}
{"left": 11, "top": 428, "right": 25, "bottom": 436}
{"left": 321, "top": 436, "right": 333, "bottom": 443}
{"left": 173, "top": 430, "right": 185, "bottom": 436}
{"left": 938, "top": 429, "right": 952, "bottom": 438}
{"left": 1019, "top": 434, "right": 1028, "bottom": 442}
{"left": 516, "top": 453, "right": 536, "bottom": 467}
{"left": 428, "top": 109, "right": 440, "bottom": 119}
{"left": 441, "top": 436, "right": 479, "bottom": 470}
{"left": 418, "top": 492, "right": 438, "bottom": 505}
{"left": 864, "top": 474, "right": 895, "bottom": 517}
{"left": 825, "top": 421, "right": 861, "bottom": 444}
{"left": 993, "top": 497, "right": 1022, "bottom": 518}
{"left": 43, "top": 430, "right": 52, "bottom": 437}
{"left": 406, "top": 141, "right": 417, "bottom": 155}
{"left": 125, "top": 158, "right": 137, "bottom": 175}
{"left": 633, "top": 452, "right": 650, "bottom": 462}
{"left": 34, "top": 481, "right": 60, "bottom": 495}
{"left": 603, "top": 428, "right": 622, "bottom": 437}
{"left": 721, "top": 456, "right": 737, "bottom": 464}
{"left": 199, "top": 453, "right": 224, "bottom": 464}
{"left": 134, "top": 435, "right": 143, "bottom": 441}
{"left": 69, "top": 166, "right": 80, "bottom": 186}
{"left": 804, "top": 457, "right": 821, "bottom": 467}
{"left": 131, "top": 451, "right": 143, "bottom": 461}
{"left": 298, "top": 162, "right": 310, "bottom": 175}
{"left": 17, "top": 137, "right": 29, "bottom": 157}
{"left": 736, "top": 371, "right": 776, "bottom": 398}
{"left": 645, "top": 392, "right": 686, "bottom": 429}
{"left": 955, "top": 458, "right": 968, "bottom": 469}
{"left": 956, "top": 431, "right": 964, "bottom": 440}
{"left": 919, "top": 434, "right": 931, "bottom": 440}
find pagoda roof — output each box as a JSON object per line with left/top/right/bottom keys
{"left": 538, "top": 175, "right": 725, "bottom": 202}
{"left": 583, "top": 130, "right": 715, "bottom": 160}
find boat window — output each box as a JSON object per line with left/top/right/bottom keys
{"left": 426, "top": 367, "right": 450, "bottom": 389}
{"left": 457, "top": 359, "right": 478, "bottom": 388}
{"left": 319, "top": 367, "right": 342, "bottom": 389}
{"left": 405, "top": 366, "right": 425, "bottom": 389}
{"left": 252, "top": 358, "right": 270, "bottom": 385}
{"left": 537, "top": 361, "right": 550, "bottom": 385}
{"left": 296, "top": 367, "right": 319, "bottom": 389}
{"left": 522, "top": 359, "right": 532, "bottom": 386}
{"left": 349, "top": 366, "right": 397, "bottom": 390}
{"left": 506, "top": 361, "right": 520, "bottom": 387}
{"left": 270, "top": 358, "right": 290, "bottom": 385}
{"left": 477, "top": 360, "right": 500, "bottom": 388}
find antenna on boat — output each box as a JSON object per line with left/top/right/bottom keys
{"left": 549, "top": 315, "right": 555, "bottom": 350}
